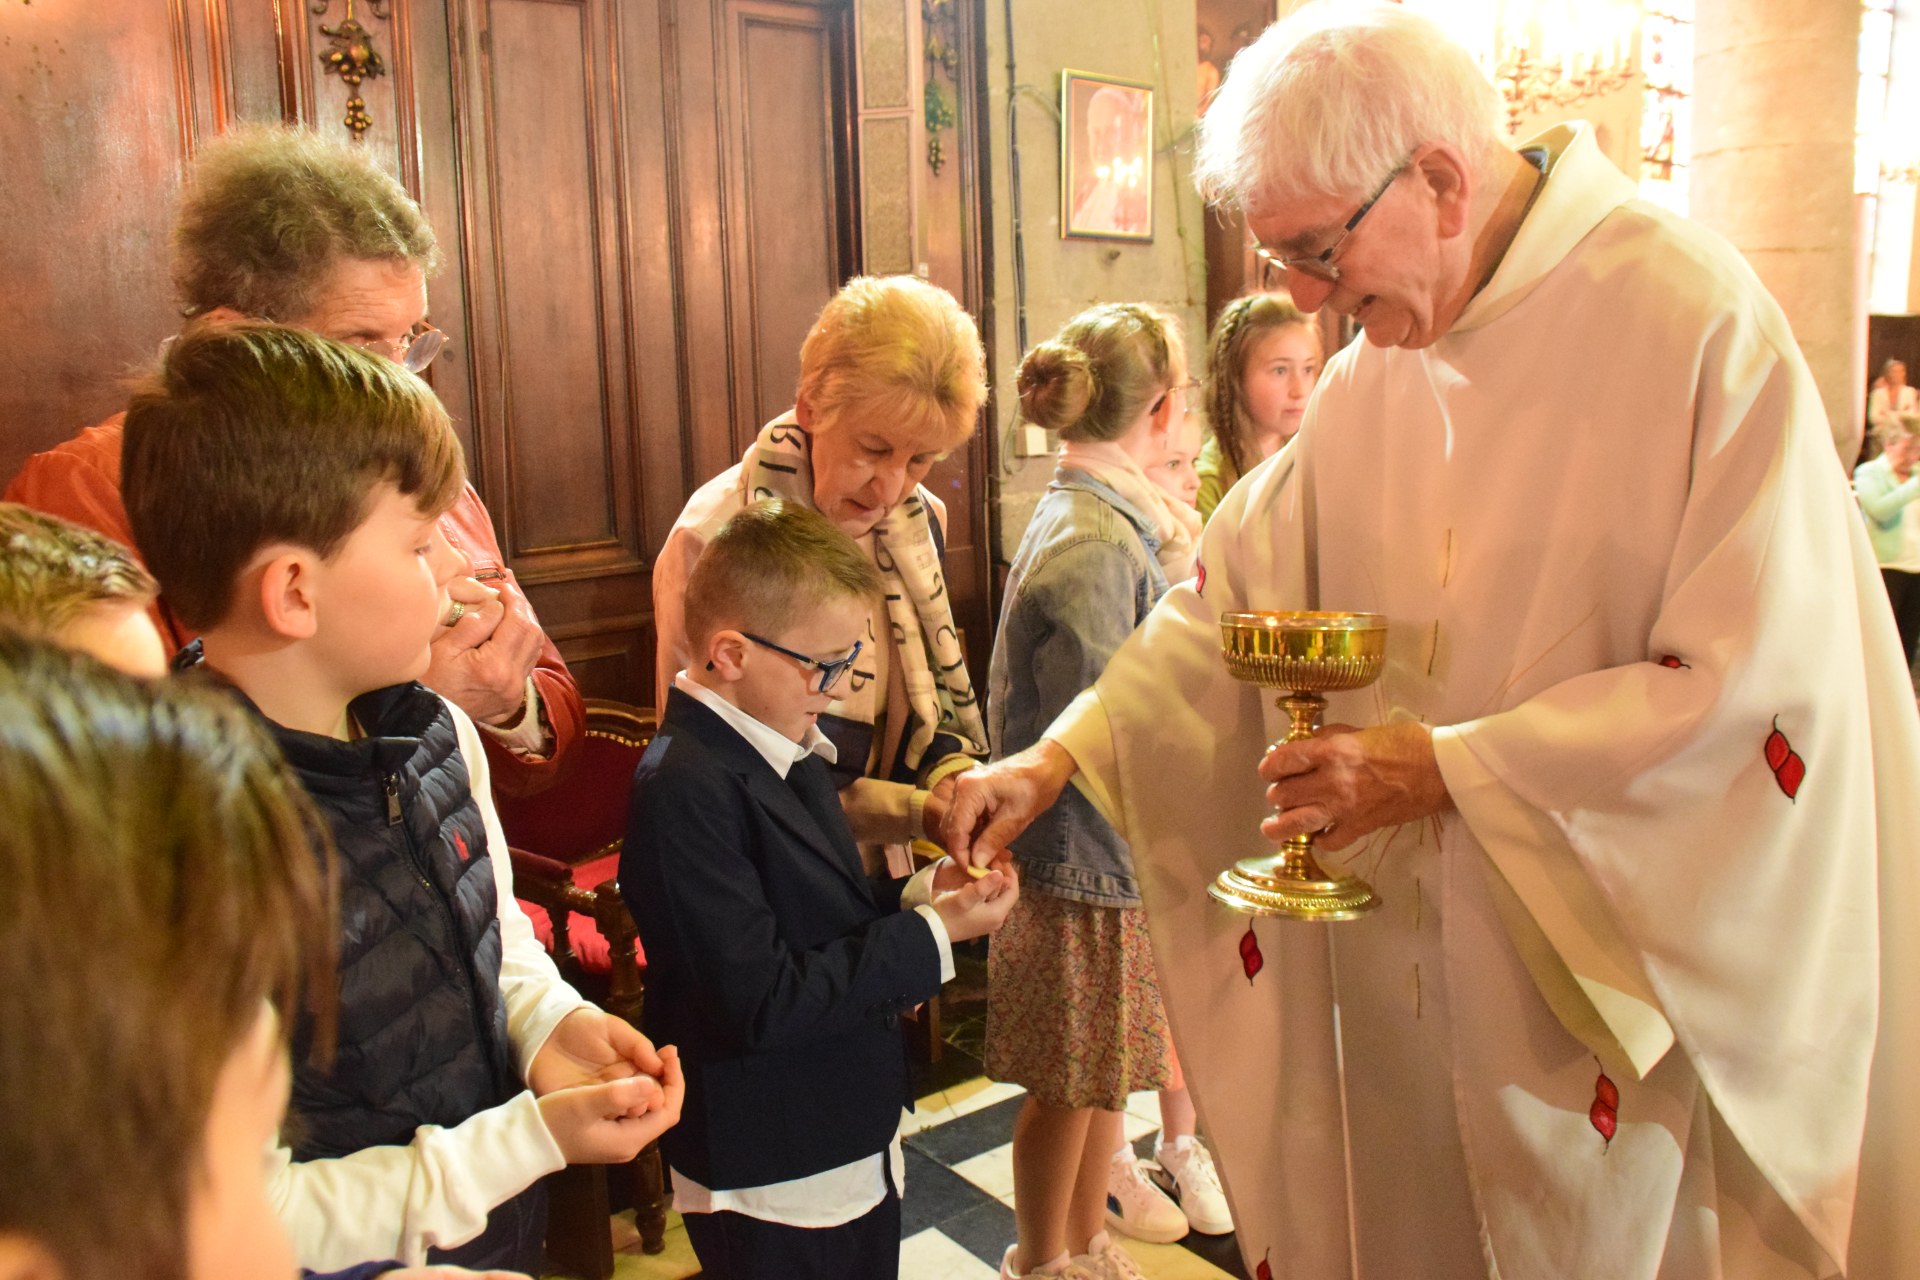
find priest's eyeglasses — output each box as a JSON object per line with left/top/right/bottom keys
{"left": 744, "top": 633, "right": 864, "bottom": 693}
{"left": 1255, "top": 160, "right": 1408, "bottom": 287}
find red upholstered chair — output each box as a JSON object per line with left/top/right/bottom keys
{"left": 495, "top": 699, "right": 667, "bottom": 1276}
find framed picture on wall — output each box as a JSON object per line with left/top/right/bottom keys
{"left": 1060, "top": 70, "right": 1154, "bottom": 241}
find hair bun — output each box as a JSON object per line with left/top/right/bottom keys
{"left": 1016, "top": 340, "right": 1096, "bottom": 432}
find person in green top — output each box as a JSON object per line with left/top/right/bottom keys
{"left": 1195, "top": 294, "right": 1323, "bottom": 521}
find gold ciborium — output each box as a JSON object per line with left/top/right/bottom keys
{"left": 1208, "top": 611, "right": 1387, "bottom": 921}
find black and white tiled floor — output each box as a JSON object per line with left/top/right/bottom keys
{"left": 565, "top": 1072, "right": 1247, "bottom": 1280}
{"left": 558, "top": 942, "right": 1248, "bottom": 1280}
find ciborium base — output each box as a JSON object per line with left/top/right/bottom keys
{"left": 1209, "top": 861, "right": 1381, "bottom": 922}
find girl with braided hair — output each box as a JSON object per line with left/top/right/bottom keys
{"left": 1195, "top": 294, "right": 1322, "bottom": 521}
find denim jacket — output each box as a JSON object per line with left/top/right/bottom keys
{"left": 986, "top": 467, "right": 1170, "bottom": 907}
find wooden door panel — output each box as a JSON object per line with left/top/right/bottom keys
{"left": 719, "top": 0, "right": 849, "bottom": 454}
{"left": 1, "top": 3, "right": 199, "bottom": 478}
{"left": 615, "top": 0, "right": 697, "bottom": 561}
{"left": 482, "top": 0, "right": 623, "bottom": 556}
{"left": 435, "top": 0, "right": 664, "bottom": 701}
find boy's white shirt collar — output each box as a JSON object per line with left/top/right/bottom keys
{"left": 673, "top": 671, "right": 838, "bottom": 777}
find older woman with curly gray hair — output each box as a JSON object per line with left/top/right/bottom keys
{"left": 4, "top": 125, "right": 583, "bottom": 796}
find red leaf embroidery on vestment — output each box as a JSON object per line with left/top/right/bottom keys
{"left": 1256, "top": 1248, "right": 1273, "bottom": 1280}
{"left": 1239, "top": 924, "right": 1264, "bottom": 984}
{"left": 1775, "top": 751, "right": 1805, "bottom": 799}
{"left": 1764, "top": 718, "right": 1791, "bottom": 772}
{"left": 1195, "top": 562, "right": 1207, "bottom": 597}
{"left": 1658, "top": 654, "right": 1688, "bottom": 669}
{"left": 1590, "top": 1069, "right": 1618, "bottom": 1149}
{"left": 1765, "top": 717, "right": 1805, "bottom": 800}
{"left": 1589, "top": 1098, "right": 1618, "bottom": 1148}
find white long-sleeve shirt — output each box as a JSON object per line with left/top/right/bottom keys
{"left": 268, "top": 698, "right": 594, "bottom": 1269}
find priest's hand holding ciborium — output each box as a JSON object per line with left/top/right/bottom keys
{"left": 1209, "top": 611, "right": 1387, "bottom": 921}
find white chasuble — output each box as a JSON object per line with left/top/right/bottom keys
{"left": 1052, "top": 124, "right": 1920, "bottom": 1278}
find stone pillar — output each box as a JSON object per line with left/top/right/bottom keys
{"left": 1692, "top": 0, "right": 1861, "bottom": 462}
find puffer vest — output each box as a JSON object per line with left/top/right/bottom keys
{"left": 265, "top": 681, "right": 519, "bottom": 1158}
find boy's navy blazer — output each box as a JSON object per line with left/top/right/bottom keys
{"left": 620, "top": 688, "right": 943, "bottom": 1190}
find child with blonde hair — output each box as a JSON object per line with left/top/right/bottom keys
{"left": 988, "top": 303, "right": 1202, "bottom": 1279}
{"left": 1146, "top": 408, "right": 1204, "bottom": 510}
{"left": 627, "top": 499, "right": 1016, "bottom": 1280}
{"left": 0, "top": 502, "right": 169, "bottom": 676}
{"left": 1130, "top": 412, "right": 1238, "bottom": 1242}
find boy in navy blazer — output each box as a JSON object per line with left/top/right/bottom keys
{"left": 622, "top": 500, "right": 1018, "bottom": 1280}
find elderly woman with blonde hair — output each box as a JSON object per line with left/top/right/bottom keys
{"left": 654, "top": 275, "right": 990, "bottom": 874}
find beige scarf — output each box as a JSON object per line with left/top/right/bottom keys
{"left": 1058, "top": 439, "right": 1201, "bottom": 581}
{"left": 744, "top": 415, "right": 988, "bottom": 767}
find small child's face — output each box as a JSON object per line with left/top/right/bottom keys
{"left": 57, "top": 601, "right": 169, "bottom": 677}
{"left": 729, "top": 594, "right": 869, "bottom": 742}
{"left": 185, "top": 1005, "right": 297, "bottom": 1280}
{"left": 1150, "top": 416, "right": 1204, "bottom": 508}
{"left": 1240, "top": 323, "right": 1321, "bottom": 447}
{"left": 311, "top": 484, "right": 468, "bottom": 696}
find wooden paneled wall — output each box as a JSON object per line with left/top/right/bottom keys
{"left": 0, "top": 0, "right": 991, "bottom": 711}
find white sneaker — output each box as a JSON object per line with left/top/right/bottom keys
{"left": 1079, "top": 1231, "right": 1150, "bottom": 1280}
{"left": 1000, "top": 1246, "right": 1103, "bottom": 1279}
{"left": 1152, "top": 1136, "right": 1234, "bottom": 1235}
{"left": 1105, "top": 1144, "right": 1189, "bottom": 1243}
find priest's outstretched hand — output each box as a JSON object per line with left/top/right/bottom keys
{"left": 1259, "top": 721, "right": 1454, "bottom": 850}
{"left": 942, "top": 739, "right": 1078, "bottom": 870}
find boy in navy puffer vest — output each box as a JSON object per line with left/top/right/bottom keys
{"left": 120, "top": 323, "right": 684, "bottom": 1274}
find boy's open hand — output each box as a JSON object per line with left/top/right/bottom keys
{"left": 537, "top": 1045, "right": 684, "bottom": 1164}
{"left": 929, "top": 855, "right": 980, "bottom": 896}
{"left": 931, "top": 865, "right": 1020, "bottom": 943}
{"left": 528, "top": 1007, "right": 666, "bottom": 1095}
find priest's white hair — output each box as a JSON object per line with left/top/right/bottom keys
{"left": 1195, "top": 1, "right": 1503, "bottom": 212}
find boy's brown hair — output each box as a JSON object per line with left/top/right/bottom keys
{"left": 122, "top": 322, "right": 465, "bottom": 631}
{"left": 683, "top": 499, "right": 882, "bottom": 649}
{"left": 0, "top": 502, "right": 157, "bottom": 636}
{"left": 0, "top": 629, "right": 337, "bottom": 1280}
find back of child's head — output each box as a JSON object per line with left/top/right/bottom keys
{"left": 683, "top": 499, "right": 881, "bottom": 649}
{"left": 121, "top": 321, "right": 465, "bottom": 632}
{"left": 0, "top": 628, "right": 336, "bottom": 1280}
{"left": 1016, "top": 302, "right": 1186, "bottom": 444}
{"left": 1204, "top": 292, "right": 1318, "bottom": 474}
{"left": 0, "top": 502, "right": 157, "bottom": 642}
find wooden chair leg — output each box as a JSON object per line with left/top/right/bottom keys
{"left": 544, "top": 1163, "right": 614, "bottom": 1280}
{"left": 633, "top": 1141, "right": 668, "bottom": 1254}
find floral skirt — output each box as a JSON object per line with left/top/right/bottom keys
{"left": 984, "top": 888, "right": 1172, "bottom": 1110}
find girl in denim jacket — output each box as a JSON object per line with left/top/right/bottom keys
{"left": 985, "top": 304, "right": 1203, "bottom": 1280}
